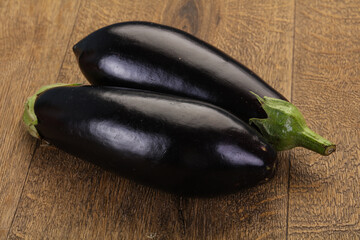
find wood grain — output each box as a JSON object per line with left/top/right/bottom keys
{"left": 0, "top": 0, "right": 80, "bottom": 239}
{"left": 7, "top": 1, "right": 205, "bottom": 239}
{"left": 289, "top": 0, "right": 360, "bottom": 239}
{"left": 1, "top": 0, "right": 359, "bottom": 239}
{"left": 174, "top": 1, "right": 295, "bottom": 239}
{"left": 5, "top": 0, "right": 295, "bottom": 239}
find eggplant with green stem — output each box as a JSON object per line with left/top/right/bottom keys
{"left": 23, "top": 84, "right": 277, "bottom": 196}
{"left": 73, "top": 21, "right": 335, "bottom": 155}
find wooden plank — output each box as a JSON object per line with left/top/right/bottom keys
{"left": 8, "top": 148, "right": 185, "bottom": 240}
{"left": 289, "top": 0, "right": 360, "bottom": 239}
{"left": 0, "top": 0, "right": 80, "bottom": 239}
{"left": 7, "top": 0, "right": 295, "bottom": 239}
{"left": 7, "top": 1, "right": 185, "bottom": 239}
{"left": 0, "top": 230, "right": 6, "bottom": 240}
{"left": 179, "top": 1, "right": 295, "bottom": 239}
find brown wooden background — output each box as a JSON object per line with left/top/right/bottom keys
{"left": 1, "top": 0, "right": 359, "bottom": 239}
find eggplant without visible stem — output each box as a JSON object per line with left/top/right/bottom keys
{"left": 73, "top": 21, "right": 335, "bottom": 155}
{"left": 23, "top": 84, "right": 277, "bottom": 196}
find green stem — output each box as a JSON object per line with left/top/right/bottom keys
{"left": 249, "top": 92, "right": 336, "bottom": 156}
{"left": 297, "top": 127, "right": 336, "bottom": 156}
{"left": 23, "top": 83, "right": 83, "bottom": 139}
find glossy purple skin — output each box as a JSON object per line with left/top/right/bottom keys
{"left": 34, "top": 86, "right": 277, "bottom": 196}
{"left": 73, "top": 21, "right": 286, "bottom": 123}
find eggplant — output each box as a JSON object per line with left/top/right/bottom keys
{"left": 73, "top": 21, "right": 335, "bottom": 155}
{"left": 23, "top": 83, "right": 277, "bottom": 196}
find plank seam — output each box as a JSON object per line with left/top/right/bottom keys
{"left": 4, "top": 1, "right": 82, "bottom": 238}
{"left": 286, "top": 0, "right": 297, "bottom": 239}
{"left": 53, "top": 0, "right": 82, "bottom": 85}
{"left": 178, "top": 197, "right": 187, "bottom": 236}
{"left": 5, "top": 140, "right": 40, "bottom": 239}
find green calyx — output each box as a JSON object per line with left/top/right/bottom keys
{"left": 23, "top": 83, "right": 83, "bottom": 139}
{"left": 249, "top": 92, "right": 336, "bottom": 156}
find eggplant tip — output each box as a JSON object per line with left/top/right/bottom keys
{"left": 23, "top": 94, "right": 40, "bottom": 139}
{"left": 73, "top": 43, "right": 80, "bottom": 58}
{"left": 73, "top": 40, "right": 85, "bottom": 60}
{"left": 23, "top": 83, "right": 84, "bottom": 139}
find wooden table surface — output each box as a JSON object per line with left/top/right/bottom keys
{"left": 1, "top": 0, "right": 359, "bottom": 239}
